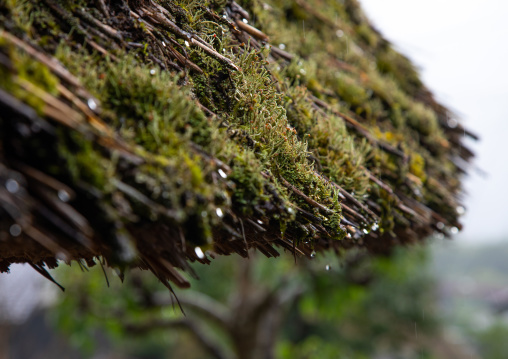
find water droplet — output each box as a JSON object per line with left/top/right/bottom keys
{"left": 150, "top": 69, "right": 156, "bottom": 75}
{"left": 257, "top": 219, "right": 263, "bottom": 225}
{"left": 242, "top": 18, "right": 248, "bottom": 24}
{"left": 162, "top": 41, "right": 166, "bottom": 47}
{"left": 223, "top": 14, "right": 227, "bottom": 19}
{"left": 184, "top": 40, "right": 190, "bottom": 47}
{"left": 16, "top": 123, "right": 31, "bottom": 137}
{"left": 55, "top": 252, "right": 68, "bottom": 261}
{"left": 456, "top": 206, "right": 465, "bottom": 215}
{"left": 287, "top": 207, "right": 295, "bottom": 215}
{"left": 9, "top": 224, "right": 22, "bottom": 237}
{"left": 218, "top": 169, "right": 228, "bottom": 179}
{"left": 201, "top": 211, "right": 207, "bottom": 218}
{"left": 58, "top": 190, "right": 70, "bottom": 202}
{"left": 31, "top": 123, "right": 41, "bottom": 133}
{"left": 347, "top": 233, "right": 352, "bottom": 238}
{"left": 5, "top": 179, "right": 19, "bottom": 194}
{"left": 310, "top": 251, "right": 316, "bottom": 258}
{"left": 278, "top": 43, "right": 286, "bottom": 50}
{"left": 435, "top": 232, "right": 445, "bottom": 240}
{"left": 299, "top": 68, "right": 306, "bottom": 75}
{"left": 363, "top": 228, "right": 369, "bottom": 234}
{"left": 336, "top": 29, "right": 344, "bottom": 38}
{"left": 450, "top": 227, "right": 459, "bottom": 235}
{"left": 87, "top": 98, "right": 97, "bottom": 111}
{"left": 371, "top": 222, "right": 379, "bottom": 231}
{"left": 447, "top": 118, "right": 458, "bottom": 128}
{"left": 216, "top": 207, "right": 224, "bottom": 218}
{"left": 436, "top": 222, "right": 445, "bottom": 230}
{"left": 325, "top": 264, "right": 330, "bottom": 271}
{"left": 194, "top": 246, "right": 205, "bottom": 259}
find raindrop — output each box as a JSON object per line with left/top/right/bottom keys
{"left": 223, "top": 14, "right": 227, "bottom": 19}
{"left": 287, "top": 207, "right": 295, "bottom": 215}
{"left": 242, "top": 18, "right": 248, "bottom": 24}
{"left": 447, "top": 118, "right": 458, "bottom": 128}
{"left": 336, "top": 29, "right": 344, "bottom": 38}
{"left": 5, "top": 179, "right": 19, "bottom": 194}
{"left": 371, "top": 222, "right": 379, "bottom": 231}
{"left": 216, "top": 207, "right": 224, "bottom": 218}
{"left": 325, "top": 264, "right": 331, "bottom": 271}
{"left": 87, "top": 98, "right": 97, "bottom": 111}
{"left": 436, "top": 222, "right": 445, "bottom": 230}
{"left": 55, "top": 252, "right": 68, "bottom": 261}
{"left": 435, "top": 233, "right": 445, "bottom": 240}
{"left": 162, "top": 41, "right": 166, "bottom": 47}
{"left": 278, "top": 43, "right": 286, "bottom": 50}
{"left": 450, "top": 227, "right": 459, "bottom": 235}
{"left": 194, "top": 246, "right": 205, "bottom": 259}
{"left": 184, "top": 40, "right": 190, "bottom": 47}
{"left": 31, "top": 123, "right": 41, "bottom": 133}
{"left": 456, "top": 206, "right": 465, "bottom": 215}
{"left": 150, "top": 69, "right": 156, "bottom": 75}
{"left": 299, "top": 68, "right": 306, "bottom": 75}
{"left": 347, "top": 233, "right": 352, "bottom": 238}
{"left": 17, "top": 123, "right": 31, "bottom": 137}
{"left": 9, "top": 224, "right": 22, "bottom": 237}
{"left": 201, "top": 211, "right": 207, "bottom": 218}
{"left": 58, "top": 190, "right": 70, "bottom": 202}
{"left": 218, "top": 169, "right": 228, "bottom": 179}
{"left": 257, "top": 219, "right": 263, "bottom": 225}
{"left": 362, "top": 228, "right": 369, "bottom": 234}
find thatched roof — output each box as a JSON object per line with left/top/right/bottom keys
{"left": 0, "top": 0, "right": 475, "bottom": 289}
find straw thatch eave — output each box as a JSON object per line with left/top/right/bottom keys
{"left": 0, "top": 0, "right": 475, "bottom": 289}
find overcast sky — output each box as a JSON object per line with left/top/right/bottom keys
{"left": 361, "top": 0, "right": 508, "bottom": 244}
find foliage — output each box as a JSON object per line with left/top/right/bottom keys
{"left": 51, "top": 246, "right": 445, "bottom": 358}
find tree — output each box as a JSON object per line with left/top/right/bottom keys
{"left": 52, "top": 246, "right": 480, "bottom": 358}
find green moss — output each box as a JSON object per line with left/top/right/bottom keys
{"left": 0, "top": 0, "right": 470, "bottom": 269}
{"left": 57, "top": 130, "right": 109, "bottom": 189}
{"left": 409, "top": 153, "right": 427, "bottom": 183}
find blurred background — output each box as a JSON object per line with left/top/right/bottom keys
{"left": 1, "top": 0, "right": 508, "bottom": 358}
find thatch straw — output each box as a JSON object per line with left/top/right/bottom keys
{"left": 0, "top": 0, "right": 475, "bottom": 288}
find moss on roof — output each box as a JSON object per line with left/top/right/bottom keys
{"left": 0, "top": 0, "right": 475, "bottom": 289}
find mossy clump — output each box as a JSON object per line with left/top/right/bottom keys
{"left": 0, "top": 0, "right": 474, "bottom": 286}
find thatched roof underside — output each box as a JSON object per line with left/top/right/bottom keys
{"left": 0, "top": 0, "right": 475, "bottom": 288}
